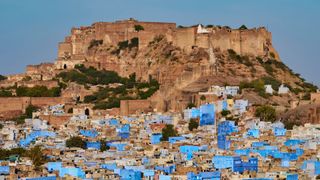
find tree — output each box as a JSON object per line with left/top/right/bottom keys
{"left": 0, "top": 148, "right": 26, "bottom": 160}
{"left": 66, "top": 136, "right": 86, "bottom": 149}
{"left": 200, "top": 95, "right": 206, "bottom": 101}
{"left": 0, "top": 89, "right": 12, "bottom": 97}
{"left": 0, "top": 75, "right": 7, "bottom": 81}
{"left": 100, "top": 140, "right": 109, "bottom": 152}
{"left": 239, "top": 25, "right": 248, "bottom": 30}
{"left": 188, "top": 118, "right": 199, "bottom": 131}
{"left": 25, "top": 105, "right": 39, "bottom": 118}
{"left": 221, "top": 110, "right": 231, "bottom": 117}
{"left": 186, "top": 102, "right": 196, "bottom": 109}
{"left": 161, "top": 124, "right": 178, "bottom": 141}
{"left": 26, "top": 146, "right": 46, "bottom": 170}
{"left": 255, "top": 105, "right": 276, "bottom": 122}
{"left": 0, "top": 124, "right": 3, "bottom": 129}
{"left": 134, "top": 25, "right": 144, "bottom": 32}
{"left": 67, "top": 108, "right": 73, "bottom": 114}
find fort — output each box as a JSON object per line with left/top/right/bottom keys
{"left": 55, "top": 18, "right": 279, "bottom": 72}
{"left": 0, "top": 19, "right": 294, "bottom": 118}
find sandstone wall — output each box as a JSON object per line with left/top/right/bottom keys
{"left": 120, "top": 99, "right": 152, "bottom": 116}
{"left": 39, "top": 114, "right": 72, "bottom": 128}
{"left": 17, "top": 80, "right": 58, "bottom": 89}
{"left": 174, "top": 28, "right": 196, "bottom": 52}
{"left": 0, "top": 97, "right": 72, "bottom": 116}
{"left": 311, "top": 92, "right": 320, "bottom": 103}
{"left": 58, "top": 42, "right": 72, "bottom": 58}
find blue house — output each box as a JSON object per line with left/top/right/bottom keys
{"left": 86, "top": 141, "right": 101, "bottom": 149}
{"left": 217, "top": 135, "right": 231, "bottom": 150}
{"left": 59, "top": 167, "right": 85, "bottom": 179}
{"left": 235, "top": 149, "right": 250, "bottom": 156}
{"left": 187, "top": 171, "right": 221, "bottom": 180}
{"left": 218, "top": 121, "right": 238, "bottom": 136}
{"left": 168, "top": 136, "right": 185, "bottom": 144}
{"left": 150, "top": 133, "right": 162, "bottom": 144}
{"left": 287, "top": 174, "right": 298, "bottom": 180}
{"left": 180, "top": 146, "right": 200, "bottom": 160}
{"left": 19, "top": 131, "right": 56, "bottom": 147}
{"left": 107, "top": 143, "right": 127, "bottom": 151}
{"left": 246, "top": 129, "right": 260, "bottom": 138}
{"left": 109, "top": 118, "right": 119, "bottom": 126}
{"left": 117, "top": 124, "right": 130, "bottom": 139}
{"left": 273, "top": 127, "right": 286, "bottom": 136}
{"left": 0, "top": 166, "right": 10, "bottom": 175}
{"left": 155, "top": 165, "right": 176, "bottom": 174}
{"left": 79, "top": 129, "right": 98, "bottom": 138}
{"left": 252, "top": 142, "right": 269, "bottom": 148}
{"left": 212, "top": 156, "right": 234, "bottom": 169}
{"left": 159, "top": 175, "right": 171, "bottom": 180}
{"left": 47, "top": 162, "right": 62, "bottom": 172}
{"left": 284, "top": 139, "right": 305, "bottom": 147}
{"left": 241, "top": 157, "right": 258, "bottom": 173}
{"left": 119, "top": 169, "right": 142, "bottom": 180}
{"left": 101, "top": 163, "right": 117, "bottom": 170}
{"left": 142, "top": 169, "right": 155, "bottom": 177}
{"left": 213, "top": 156, "right": 258, "bottom": 173}
{"left": 199, "top": 104, "right": 215, "bottom": 126}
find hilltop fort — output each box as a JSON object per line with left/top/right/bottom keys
{"left": 0, "top": 19, "right": 318, "bottom": 125}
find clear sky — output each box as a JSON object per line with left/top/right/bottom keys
{"left": 0, "top": 0, "right": 319, "bottom": 86}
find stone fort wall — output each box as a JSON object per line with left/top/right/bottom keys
{"left": 57, "top": 19, "right": 279, "bottom": 63}
{"left": 120, "top": 99, "right": 152, "bottom": 116}
{"left": 0, "top": 97, "right": 72, "bottom": 119}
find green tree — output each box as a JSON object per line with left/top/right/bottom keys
{"left": 100, "top": 140, "right": 109, "bottom": 152}
{"left": 26, "top": 146, "right": 46, "bottom": 170}
{"left": 221, "top": 110, "right": 231, "bottom": 117}
{"left": 0, "top": 148, "right": 26, "bottom": 160}
{"left": 200, "top": 95, "right": 206, "bottom": 101}
{"left": 67, "top": 108, "right": 73, "bottom": 114}
{"left": 283, "top": 121, "right": 301, "bottom": 130}
{"left": 134, "top": 25, "right": 144, "bottom": 31}
{"left": 239, "top": 25, "right": 248, "bottom": 30}
{"left": 0, "top": 89, "right": 12, "bottom": 97}
{"left": 255, "top": 105, "right": 276, "bottom": 122}
{"left": 0, "top": 124, "right": 3, "bottom": 129}
{"left": 14, "top": 115, "right": 27, "bottom": 125}
{"left": 186, "top": 102, "right": 196, "bottom": 109}
{"left": 25, "top": 105, "right": 39, "bottom": 118}
{"left": 0, "top": 75, "right": 7, "bottom": 81}
{"left": 66, "top": 136, "right": 86, "bottom": 148}
{"left": 161, "top": 124, "right": 178, "bottom": 141}
{"left": 188, "top": 118, "right": 199, "bottom": 131}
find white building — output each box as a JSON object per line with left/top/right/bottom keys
{"left": 225, "top": 86, "right": 239, "bottom": 96}
{"left": 265, "top": 85, "right": 274, "bottom": 94}
{"left": 278, "top": 84, "right": 290, "bottom": 94}
{"left": 197, "top": 24, "right": 209, "bottom": 34}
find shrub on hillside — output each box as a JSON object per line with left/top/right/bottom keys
{"left": 255, "top": 105, "right": 276, "bottom": 122}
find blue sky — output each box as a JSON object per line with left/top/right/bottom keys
{"left": 0, "top": 0, "right": 319, "bottom": 86}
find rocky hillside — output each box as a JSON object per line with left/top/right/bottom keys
{"left": 83, "top": 34, "right": 317, "bottom": 112}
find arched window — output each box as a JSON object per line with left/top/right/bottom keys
{"left": 63, "top": 64, "right": 67, "bottom": 69}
